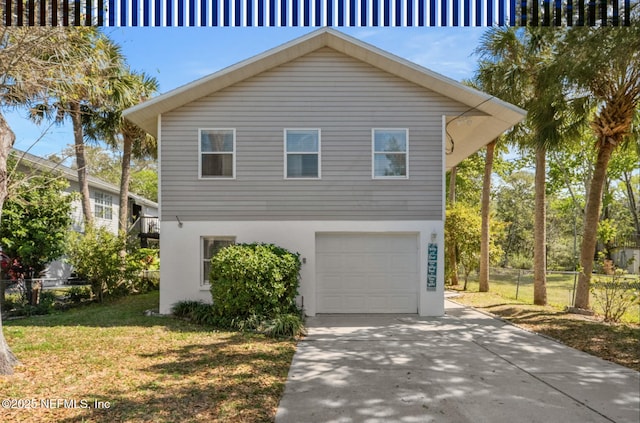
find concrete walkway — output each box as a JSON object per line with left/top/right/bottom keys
{"left": 276, "top": 301, "right": 640, "bottom": 423}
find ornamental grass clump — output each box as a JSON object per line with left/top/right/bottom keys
{"left": 172, "top": 300, "right": 221, "bottom": 326}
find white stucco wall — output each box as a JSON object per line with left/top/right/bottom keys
{"left": 159, "top": 220, "right": 445, "bottom": 317}
{"left": 612, "top": 248, "right": 640, "bottom": 274}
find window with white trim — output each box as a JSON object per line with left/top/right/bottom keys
{"left": 372, "top": 129, "right": 408, "bottom": 178}
{"left": 200, "top": 129, "right": 235, "bottom": 178}
{"left": 285, "top": 129, "right": 320, "bottom": 179}
{"left": 201, "top": 237, "right": 235, "bottom": 285}
{"left": 94, "top": 191, "right": 113, "bottom": 220}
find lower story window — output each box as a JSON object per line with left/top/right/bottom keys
{"left": 201, "top": 236, "right": 235, "bottom": 285}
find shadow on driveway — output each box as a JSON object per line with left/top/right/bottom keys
{"left": 276, "top": 301, "right": 640, "bottom": 423}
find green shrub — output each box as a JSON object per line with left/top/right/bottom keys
{"left": 66, "top": 226, "right": 127, "bottom": 301}
{"left": 11, "top": 290, "right": 58, "bottom": 317}
{"left": 509, "top": 253, "right": 533, "bottom": 270}
{"left": 591, "top": 270, "right": 640, "bottom": 322}
{"left": 172, "top": 300, "right": 204, "bottom": 318}
{"left": 262, "top": 313, "right": 306, "bottom": 338}
{"left": 172, "top": 301, "right": 222, "bottom": 326}
{"left": 174, "top": 242, "right": 304, "bottom": 338}
{"left": 229, "top": 313, "right": 261, "bottom": 332}
{"left": 67, "top": 227, "right": 160, "bottom": 300}
{"left": 230, "top": 313, "right": 305, "bottom": 338}
{"left": 210, "top": 243, "right": 301, "bottom": 319}
{"left": 126, "top": 248, "right": 160, "bottom": 293}
{"left": 173, "top": 300, "right": 305, "bottom": 338}
{"left": 66, "top": 286, "right": 92, "bottom": 303}
{"left": 36, "top": 290, "right": 57, "bottom": 314}
{"left": 3, "top": 293, "right": 20, "bottom": 311}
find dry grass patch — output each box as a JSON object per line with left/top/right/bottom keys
{"left": 1, "top": 291, "right": 296, "bottom": 422}
{"left": 450, "top": 290, "right": 640, "bottom": 372}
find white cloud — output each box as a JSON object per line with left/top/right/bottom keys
{"left": 385, "top": 28, "right": 485, "bottom": 81}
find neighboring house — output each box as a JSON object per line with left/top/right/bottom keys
{"left": 10, "top": 149, "right": 159, "bottom": 283}
{"left": 611, "top": 234, "right": 640, "bottom": 274}
{"left": 124, "top": 28, "right": 525, "bottom": 316}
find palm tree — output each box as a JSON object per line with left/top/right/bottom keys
{"left": 86, "top": 69, "right": 158, "bottom": 233}
{"left": 30, "top": 29, "right": 126, "bottom": 227}
{"left": 477, "top": 139, "right": 496, "bottom": 292}
{"left": 561, "top": 21, "right": 640, "bottom": 310}
{"left": 474, "top": 27, "right": 584, "bottom": 304}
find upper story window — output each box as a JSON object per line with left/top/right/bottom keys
{"left": 372, "top": 129, "right": 408, "bottom": 179}
{"left": 200, "top": 129, "right": 235, "bottom": 179}
{"left": 95, "top": 192, "right": 113, "bottom": 220}
{"left": 285, "top": 129, "right": 320, "bottom": 179}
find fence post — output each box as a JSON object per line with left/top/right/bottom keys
{"left": 571, "top": 271, "right": 578, "bottom": 307}
{"left": 516, "top": 270, "right": 521, "bottom": 300}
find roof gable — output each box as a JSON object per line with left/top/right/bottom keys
{"left": 124, "top": 28, "right": 525, "bottom": 169}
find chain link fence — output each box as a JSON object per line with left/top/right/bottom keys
{"left": 1, "top": 270, "right": 160, "bottom": 309}
{"left": 457, "top": 267, "right": 640, "bottom": 310}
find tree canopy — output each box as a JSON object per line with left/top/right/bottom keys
{"left": 0, "top": 165, "right": 73, "bottom": 276}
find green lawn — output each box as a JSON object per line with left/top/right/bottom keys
{"left": 0, "top": 291, "right": 296, "bottom": 422}
{"left": 456, "top": 269, "right": 640, "bottom": 324}
{"left": 451, "top": 290, "right": 640, "bottom": 371}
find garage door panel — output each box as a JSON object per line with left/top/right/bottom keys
{"left": 316, "top": 233, "right": 419, "bottom": 314}
{"left": 318, "top": 295, "right": 367, "bottom": 313}
{"left": 387, "top": 296, "right": 416, "bottom": 310}
{"left": 343, "top": 275, "right": 368, "bottom": 288}
{"left": 386, "top": 237, "right": 416, "bottom": 252}
{"left": 383, "top": 277, "right": 415, "bottom": 291}
{"left": 317, "top": 275, "right": 343, "bottom": 290}
{"left": 317, "top": 295, "right": 344, "bottom": 313}
{"left": 367, "top": 275, "right": 388, "bottom": 289}
{"left": 317, "top": 253, "right": 346, "bottom": 270}
{"left": 388, "top": 255, "right": 416, "bottom": 272}
{"left": 344, "top": 296, "right": 367, "bottom": 310}
{"left": 368, "top": 296, "right": 387, "bottom": 311}
{"left": 317, "top": 235, "right": 357, "bottom": 252}
{"left": 361, "top": 255, "right": 389, "bottom": 272}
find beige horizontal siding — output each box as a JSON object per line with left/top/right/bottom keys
{"left": 161, "top": 47, "right": 469, "bottom": 221}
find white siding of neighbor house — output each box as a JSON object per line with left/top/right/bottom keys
{"left": 64, "top": 181, "right": 159, "bottom": 235}
{"left": 160, "top": 47, "right": 471, "bottom": 222}
{"left": 64, "top": 180, "right": 120, "bottom": 235}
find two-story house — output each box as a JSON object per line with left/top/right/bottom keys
{"left": 124, "top": 28, "right": 525, "bottom": 316}
{"left": 11, "top": 149, "right": 159, "bottom": 284}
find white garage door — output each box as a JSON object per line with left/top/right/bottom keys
{"left": 316, "top": 233, "right": 419, "bottom": 313}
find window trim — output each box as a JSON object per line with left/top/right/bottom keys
{"left": 198, "top": 128, "right": 236, "bottom": 180}
{"left": 284, "top": 128, "right": 321, "bottom": 180}
{"left": 201, "top": 236, "right": 236, "bottom": 286}
{"left": 371, "top": 128, "right": 409, "bottom": 180}
{"left": 94, "top": 191, "right": 113, "bottom": 220}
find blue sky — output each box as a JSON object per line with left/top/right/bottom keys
{"left": 6, "top": 27, "right": 487, "bottom": 158}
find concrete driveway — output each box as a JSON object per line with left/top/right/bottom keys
{"left": 276, "top": 301, "right": 640, "bottom": 423}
